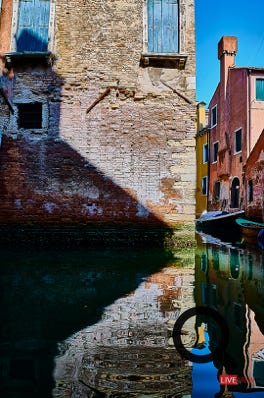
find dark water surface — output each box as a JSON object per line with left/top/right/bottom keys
{"left": 0, "top": 236, "right": 264, "bottom": 398}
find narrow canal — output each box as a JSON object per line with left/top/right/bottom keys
{"left": 0, "top": 235, "right": 264, "bottom": 398}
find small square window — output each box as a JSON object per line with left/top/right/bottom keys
{"left": 256, "top": 79, "right": 264, "bottom": 101}
{"left": 235, "top": 129, "right": 242, "bottom": 153}
{"left": 212, "top": 141, "right": 218, "bottom": 163}
{"left": 211, "top": 105, "right": 217, "bottom": 127}
{"left": 17, "top": 103, "right": 43, "bottom": 129}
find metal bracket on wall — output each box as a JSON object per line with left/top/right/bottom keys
{"left": 160, "top": 79, "right": 193, "bottom": 104}
{"left": 86, "top": 87, "right": 111, "bottom": 114}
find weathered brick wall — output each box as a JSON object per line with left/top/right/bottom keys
{"left": 0, "top": 0, "right": 196, "bottom": 233}
{"left": 245, "top": 131, "right": 264, "bottom": 222}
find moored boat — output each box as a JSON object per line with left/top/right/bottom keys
{"left": 196, "top": 210, "right": 245, "bottom": 232}
{"left": 235, "top": 218, "right": 264, "bottom": 244}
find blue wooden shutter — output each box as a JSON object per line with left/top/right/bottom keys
{"left": 148, "top": 0, "right": 179, "bottom": 53}
{"left": 256, "top": 79, "right": 264, "bottom": 101}
{"left": 17, "top": 0, "right": 50, "bottom": 51}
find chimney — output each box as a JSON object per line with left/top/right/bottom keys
{"left": 218, "top": 36, "right": 237, "bottom": 97}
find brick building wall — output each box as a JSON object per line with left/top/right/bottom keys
{"left": 0, "top": 0, "right": 196, "bottom": 241}
{"left": 207, "top": 37, "right": 264, "bottom": 214}
{"left": 245, "top": 130, "right": 264, "bottom": 222}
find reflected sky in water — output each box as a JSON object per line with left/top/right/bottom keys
{"left": 192, "top": 331, "right": 219, "bottom": 397}
{"left": 194, "top": 232, "right": 264, "bottom": 398}
{"left": 0, "top": 236, "right": 264, "bottom": 397}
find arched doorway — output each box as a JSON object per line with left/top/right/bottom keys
{"left": 230, "top": 177, "right": 240, "bottom": 208}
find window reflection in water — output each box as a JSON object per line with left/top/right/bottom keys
{"left": 195, "top": 233, "right": 264, "bottom": 395}
{"left": 1, "top": 237, "right": 263, "bottom": 397}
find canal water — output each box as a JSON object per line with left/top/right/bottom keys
{"left": 0, "top": 234, "right": 264, "bottom": 398}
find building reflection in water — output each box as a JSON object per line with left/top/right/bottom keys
{"left": 53, "top": 250, "right": 196, "bottom": 397}
{"left": 2, "top": 237, "right": 263, "bottom": 397}
{"left": 0, "top": 246, "right": 196, "bottom": 398}
{"left": 195, "top": 232, "right": 264, "bottom": 396}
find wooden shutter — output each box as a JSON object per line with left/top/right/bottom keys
{"left": 256, "top": 79, "right": 264, "bottom": 101}
{"left": 148, "top": 0, "right": 179, "bottom": 53}
{"left": 17, "top": 0, "right": 50, "bottom": 51}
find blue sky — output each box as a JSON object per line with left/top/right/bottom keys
{"left": 195, "top": 0, "right": 264, "bottom": 105}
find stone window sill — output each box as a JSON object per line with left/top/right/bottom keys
{"left": 4, "top": 52, "right": 54, "bottom": 68}
{"left": 140, "top": 53, "right": 187, "bottom": 69}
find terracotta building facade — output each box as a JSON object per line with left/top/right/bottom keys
{"left": 0, "top": 0, "right": 196, "bottom": 243}
{"left": 245, "top": 130, "right": 264, "bottom": 222}
{"left": 207, "top": 36, "right": 264, "bottom": 214}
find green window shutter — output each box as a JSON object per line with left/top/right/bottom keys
{"left": 17, "top": 0, "right": 50, "bottom": 51}
{"left": 148, "top": 0, "right": 179, "bottom": 53}
{"left": 256, "top": 79, "right": 264, "bottom": 101}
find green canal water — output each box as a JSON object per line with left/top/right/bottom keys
{"left": 0, "top": 234, "right": 264, "bottom": 398}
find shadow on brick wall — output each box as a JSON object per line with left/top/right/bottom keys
{"left": 0, "top": 58, "right": 174, "bottom": 247}
{"left": 0, "top": 135, "right": 173, "bottom": 246}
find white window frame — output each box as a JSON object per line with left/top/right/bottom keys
{"left": 255, "top": 78, "right": 264, "bottom": 101}
{"left": 10, "top": 0, "right": 56, "bottom": 52}
{"left": 203, "top": 143, "right": 209, "bottom": 164}
{"left": 202, "top": 176, "right": 208, "bottom": 196}
{"left": 211, "top": 104, "right": 217, "bottom": 128}
{"left": 234, "top": 128, "right": 242, "bottom": 154}
{"left": 212, "top": 141, "right": 219, "bottom": 163}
